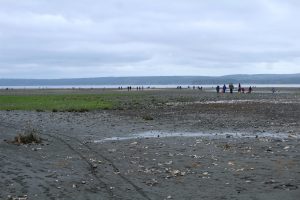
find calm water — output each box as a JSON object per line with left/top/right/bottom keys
{"left": 1, "top": 84, "right": 300, "bottom": 89}
{"left": 93, "top": 131, "right": 299, "bottom": 143}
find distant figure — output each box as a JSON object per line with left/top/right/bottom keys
{"left": 222, "top": 84, "right": 227, "bottom": 93}
{"left": 238, "top": 83, "right": 241, "bottom": 93}
{"left": 193, "top": 86, "right": 195, "bottom": 90}
{"left": 242, "top": 88, "right": 245, "bottom": 93}
{"left": 272, "top": 88, "right": 276, "bottom": 94}
{"left": 248, "top": 86, "right": 252, "bottom": 93}
{"left": 229, "top": 83, "right": 234, "bottom": 94}
{"left": 216, "top": 85, "right": 220, "bottom": 93}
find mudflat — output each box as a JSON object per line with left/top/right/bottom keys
{"left": 1, "top": 88, "right": 300, "bottom": 200}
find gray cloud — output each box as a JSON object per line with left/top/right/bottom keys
{"left": 0, "top": 0, "right": 300, "bottom": 78}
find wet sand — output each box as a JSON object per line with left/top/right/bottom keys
{"left": 1, "top": 88, "right": 300, "bottom": 200}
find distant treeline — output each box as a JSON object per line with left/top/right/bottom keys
{"left": 1, "top": 74, "right": 300, "bottom": 86}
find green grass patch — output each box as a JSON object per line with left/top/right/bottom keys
{"left": 0, "top": 94, "right": 116, "bottom": 111}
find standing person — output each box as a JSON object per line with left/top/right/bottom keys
{"left": 238, "top": 83, "right": 241, "bottom": 93}
{"left": 216, "top": 85, "right": 220, "bottom": 93}
{"left": 248, "top": 86, "right": 252, "bottom": 93}
{"left": 272, "top": 88, "right": 276, "bottom": 93}
{"left": 222, "top": 84, "right": 227, "bottom": 93}
{"left": 229, "top": 83, "right": 234, "bottom": 94}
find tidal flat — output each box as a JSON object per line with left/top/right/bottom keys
{"left": 0, "top": 88, "right": 300, "bottom": 200}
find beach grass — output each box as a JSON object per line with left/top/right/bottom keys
{"left": 0, "top": 94, "right": 119, "bottom": 111}
{"left": 0, "top": 92, "right": 162, "bottom": 111}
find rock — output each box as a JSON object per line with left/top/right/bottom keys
{"left": 145, "top": 179, "right": 158, "bottom": 186}
{"left": 108, "top": 149, "right": 116, "bottom": 153}
{"left": 92, "top": 164, "right": 98, "bottom": 169}
{"left": 171, "top": 169, "right": 181, "bottom": 176}
{"left": 228, "top": 161, "right": 235, "bottom": 166}
{"left": 165, "top": 161, "right": 173, "bottom": 165}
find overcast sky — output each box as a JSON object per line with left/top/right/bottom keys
{"left": 0, "top": 0, "right": 300, "bottom": 78}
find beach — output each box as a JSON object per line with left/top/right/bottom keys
{"left": 1, "top": 88, "right": 300, "bottom": 200}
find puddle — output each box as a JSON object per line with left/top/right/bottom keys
{"left": 166, "top": 100, "right": 300, "bottom": 106}
{"left": 94, "top": 131, "right": 299, "bottom": 143}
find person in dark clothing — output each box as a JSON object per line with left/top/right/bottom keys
{"left": 272, "top": 87, "right": 276, "bottom": 93}
{"left": 238, "top": 83, "right": 241, "bottom": 93}
{"left": 248, "top": 86, "right": 252, "bottom": 93}
{"left": 222, "top": 84, "right": 227, "bottom": 93}
{"left": 229, "top": 83, "right": 234, "bottom": 94}
{"left": 216, "top": 85, "right": 220, "bottom": 93}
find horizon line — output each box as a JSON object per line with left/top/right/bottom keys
{"left": 1, "top": 73, "right": 300, "bottom": 80}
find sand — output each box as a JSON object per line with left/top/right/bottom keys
{"left": 0, "top": 88, "right": 300, "bottom": 200}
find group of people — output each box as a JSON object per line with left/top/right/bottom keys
{"left": 216, "top": 83, "right": 252, "bottom": 94}
{"left": 177, "top": 86, "right": 203, "bottom": 90}
{"left": 119, "top": 86, "right": 144, "bottom": 91}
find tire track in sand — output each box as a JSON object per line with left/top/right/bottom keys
{"left": 52, "top": 133, "right": 152, "bottom": 200}
{"left": 44, "top": 133, "right": 115, "bottom": 199}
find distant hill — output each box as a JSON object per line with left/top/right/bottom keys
{"left": 0, "top": 74, "right": 300, "bottom": 86}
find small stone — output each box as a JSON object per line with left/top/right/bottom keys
{"left": 228, "top": 161, "right": 235, "bottom": 166}
{"left": 165, "top": 161, "right": 173, "bottom": 165}
{"left": 108, "top": 149, "right": 116, "bottom": 153}
{"left": 171, "top": 170, "right": 181, "bottom": 176}
{"left": 92, "top": 164, "right": 98, "bottom": 169}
